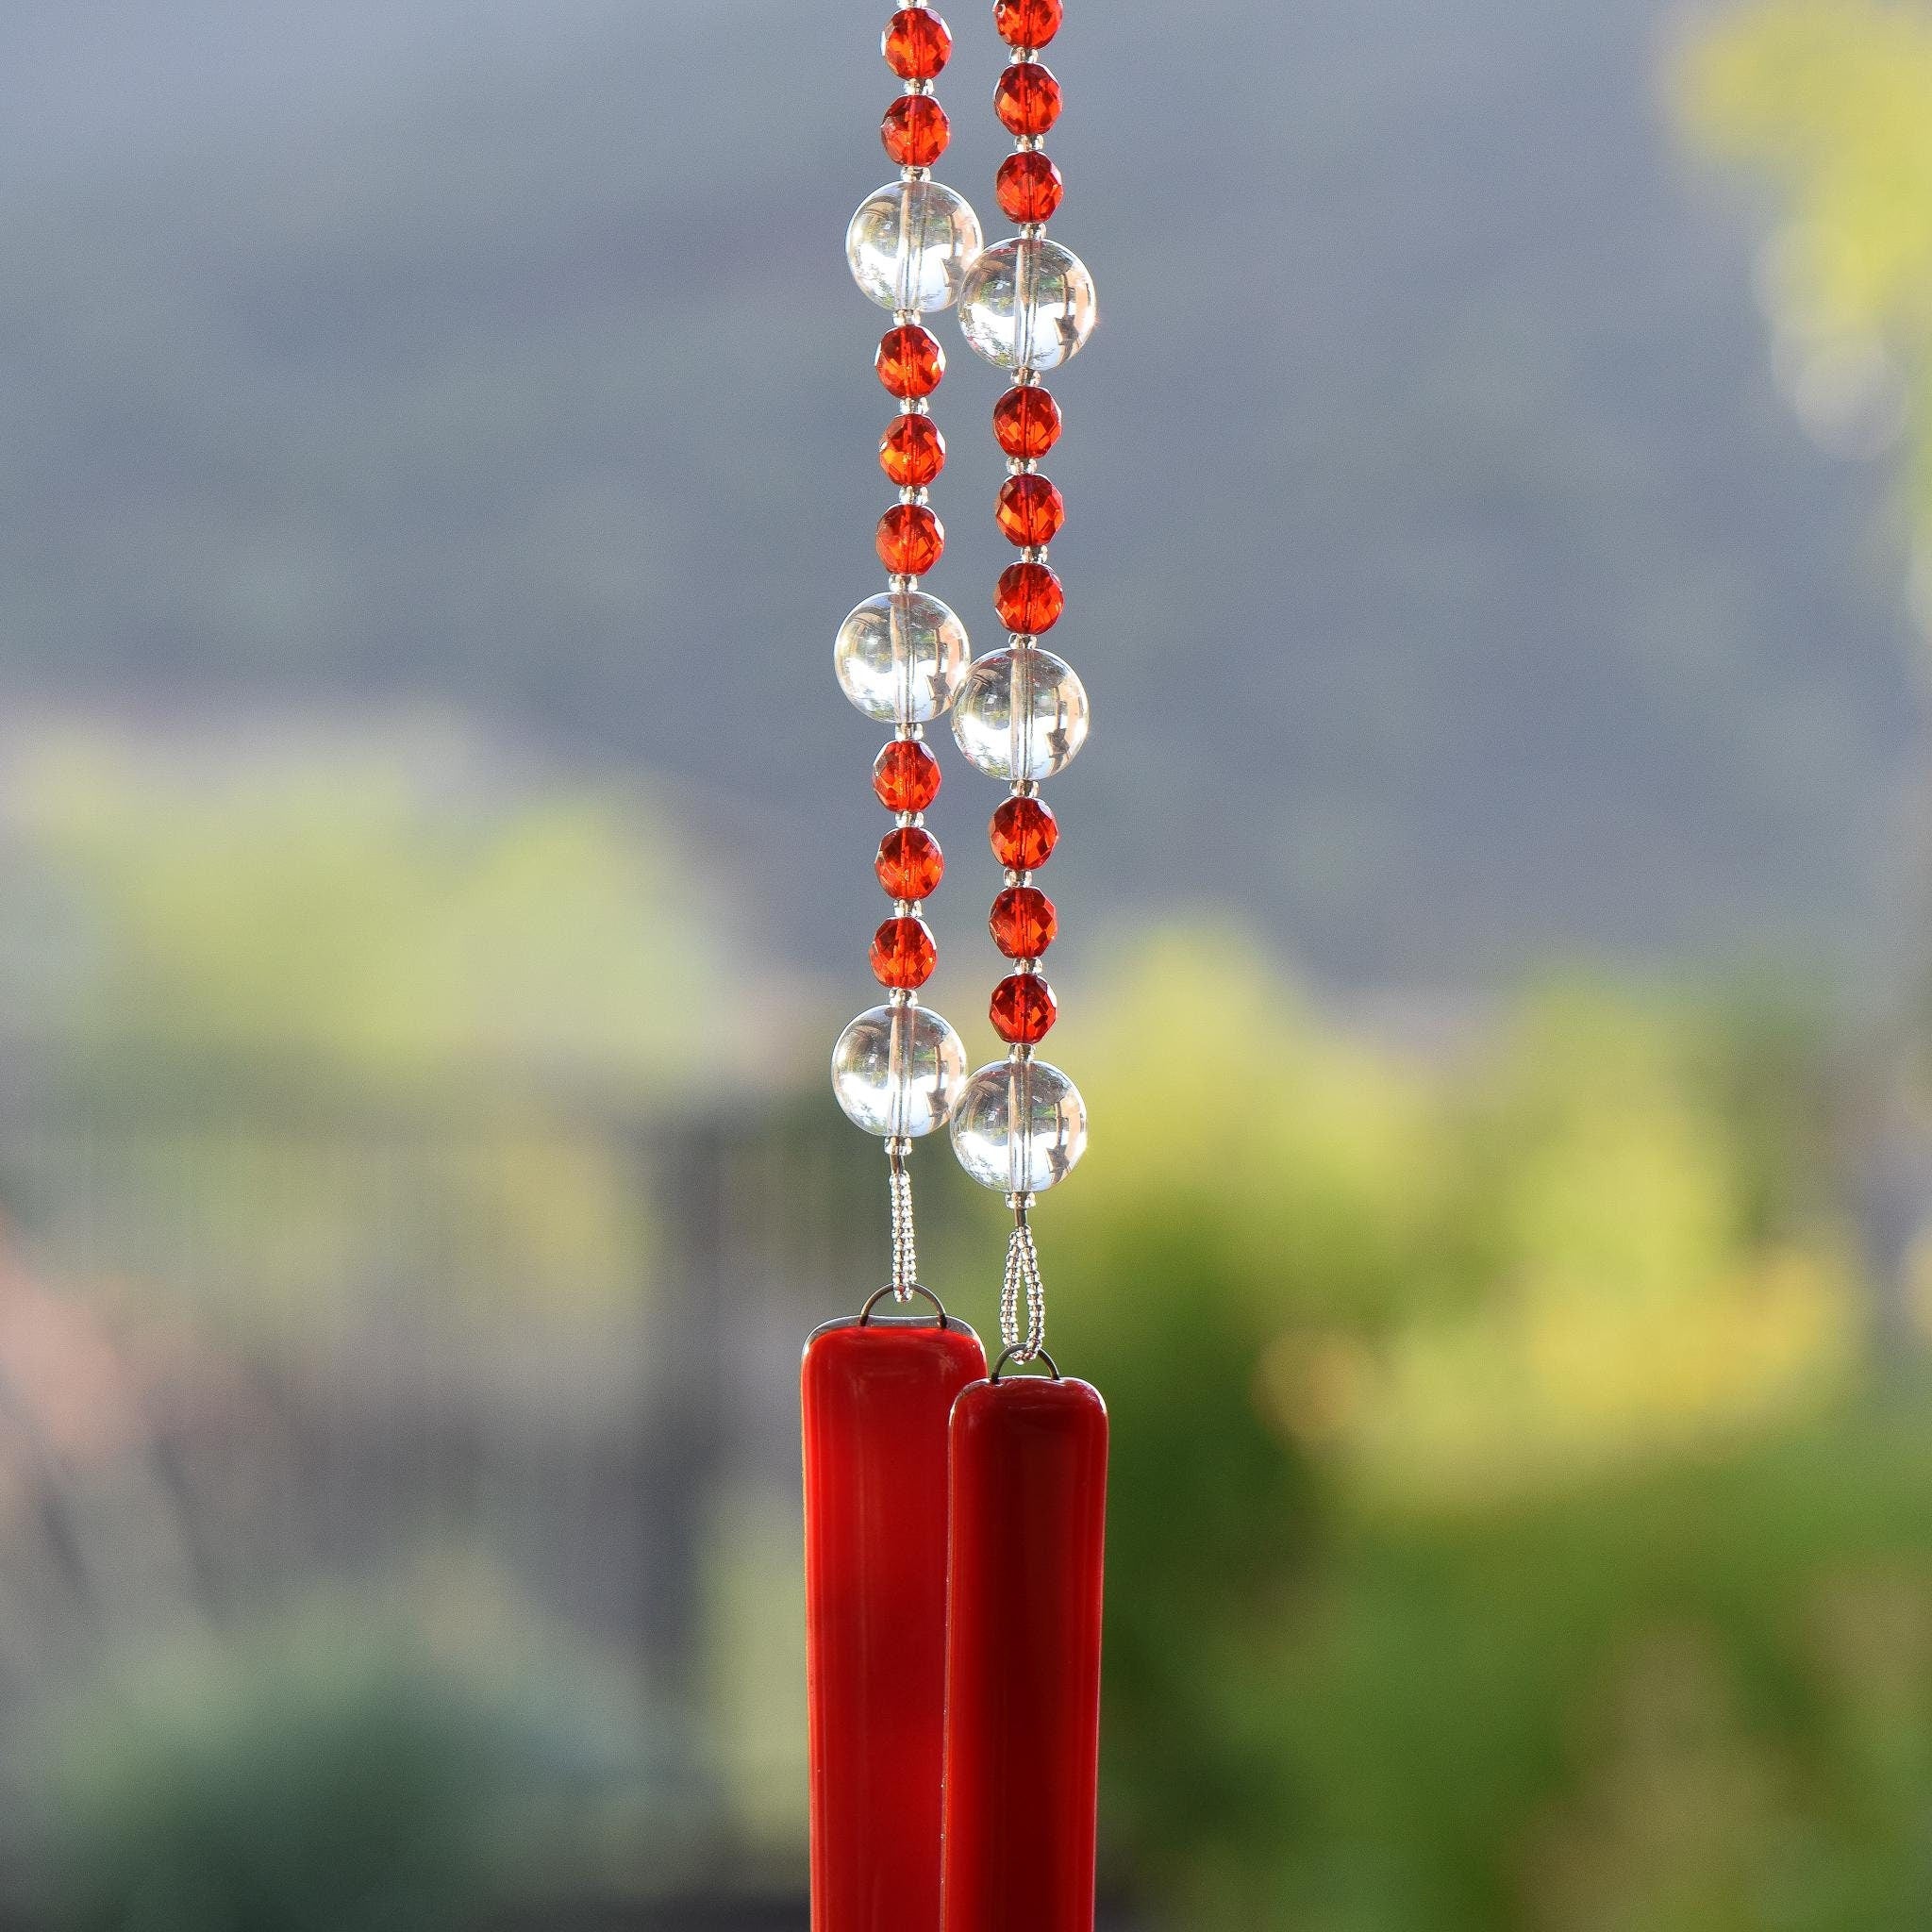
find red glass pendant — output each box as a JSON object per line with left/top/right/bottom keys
{"left": 804, "top": 1310, "right": 988, "bottom": 1932}
{"left": 941, "top": 1373, "right": 1108, "bottom": 1932}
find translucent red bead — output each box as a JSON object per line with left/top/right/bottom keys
{"left": 996, "top": 151, "right": 1064, "bottom": 225}
{"left": 884, "top": 8, "right": 953, "bottom": 79}
{"left": 880, "top": 413, "right": 946, "bottom": 489}
{"left": 877, "top": 503, "right": 945, "bottom": 575}
{"left": 882, "top": 93, "right": 951, "bottom": 167}
{"left": 994, "top": 0, "right": 1063, "bottom": 46}
{"left": 994, "top": 61, "right": 1062, "bottom": 138}
{"left": 877, "top": 325, "right": 945, "bottom": 399}
{"left": 876, "top": 824, "right": 946, "bottom": 901}
{"left": 991, "top": 885, "right": 1058, "bottom": 958}
{"left": 995, "top": 473, "right": 1066, "bottom": 547}
{"left": 994, "top": 560, "right": 1065, "bottom": 633}
{"left": 872, "top": 915, "right": 939, "bottom": 989}
{"left": 874, "top": 739, "right": 942, "bottom": 813}
{"left": 991, "top": 973, "right": 1058, "bottom": 1043}
{"left": 992, "top": 386, "right": 1063, "bottom": 459}
{"left": 991, "top": 794, "right": 1058, "bottom": 870}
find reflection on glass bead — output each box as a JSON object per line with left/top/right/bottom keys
{"left": 847, "top": 179, "right": 985, "bottom": 314}
{"left": 836, "top": 591, "right": 970, "bottom": 724}
{"left": 952, "top": 646, "right": 1089, "bottom": 781}
{"left": 832, "top": 1004, "right": 968, "bottom": 1139}
{"left": 958, "top": 237, "right": 1096, "bottom": 372}
{"left": 950, "top": 1058, "right": 1087, "bottom": 1192}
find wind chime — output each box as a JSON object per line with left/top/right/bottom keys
{"left": 801, "top": 3, "right": 1105, "bottom": 1928}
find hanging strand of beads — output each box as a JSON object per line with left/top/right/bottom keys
{"left": 830, "top": 7, "right": 985, "bottom": 1294}
{"left": 949, "top": 0, "right": 1095, "bottom": 1357}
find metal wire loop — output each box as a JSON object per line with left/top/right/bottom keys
{"left": 858, "top": 1281, "right": 951, "bottom": 1327}
{"left": 991, "top": 1343, "right": 1061, "bottom": 1382}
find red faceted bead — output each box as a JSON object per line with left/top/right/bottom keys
{"left": 884, "top": 8, "right": 952, "bottom": 78}
{"left": 994, "top": 61, "right": 1062, "bottom": 137}
{"left": 992, "top": 386, "right": 1063, "bottom": 459}
{"left": 994, "top": 0, "right": 1063, "bottom": 46}
{"left": 991, "top": 885, "right": 1057, "bottom": 958}
{"left": 990, "top": 973, "right": 1058, "bottom": 1043}
{"left": 872, "top": 915, "right": 938, "bottom": 989}
{"left": 995, "top": 473, "right": 1066, "bottom": 547}
{"left": 876, "top": 824, "right": 945, "bottom": 900}
{"left": 991, "top": 794, "right": 1058, "bottom": 870}
{"left": 994, "top": 560, "right": 1064, "bottom": 633}
{"left": 877, "top": 502, "right": 944, "bottom": 575}
{"left": 996, "top": 150, "right": 1064, "bottom": 224}
{"left": 874, "top": 739, "right": 942, "bottom": 812}
{"left": 880, "top": 413, "right": 946, "bottom": 489}
{"left": 883, "top": 92, "right": 951, "bottom": 166}
{"left": 877, "top": 324, "right": 945, "bottom": 399}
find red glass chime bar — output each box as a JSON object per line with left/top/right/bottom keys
{"left": 804, "top": 1313, "right": 988, "bottom": 1931}
{"left": 941, "top": 1372, "right": 1108, "bottom": 1932}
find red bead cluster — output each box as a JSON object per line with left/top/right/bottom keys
{"left": 867, "top": 9, "right": 958, "bottom": 996}
{"left": 980, "top": 4, "right": 1072, "bottom": 1048}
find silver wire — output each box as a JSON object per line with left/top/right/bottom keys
{"left": 999, "top": 1198, "right": 1046, "bottom": 1359}
{"left": 889, "top": 1139, "right": 919, "bottom": 1303}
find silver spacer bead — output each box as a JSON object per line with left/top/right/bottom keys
{"left": 888, "top": 988, "right": 917, "bottom": 1008}
{"left": 890, "top": 573, "right": 917, "bottom": 593}
{"left": 1018, "top": 222, "right": 1046, "bottom": 241}
{"left": 1022, "top": 545, "right": 1050, "bottom": 565}
{"left": 901, "top": 165, "right": 933, "bottom": 184}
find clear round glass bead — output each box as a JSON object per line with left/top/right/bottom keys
{"left": 847, "top": 179, "right": 985, "bottom": 314}
{"left": 958, "top": 236, "right": 1097, "bottom": 372}
{"left": 951, "top": 1058, "right": 1088, "bottom": 1193}
{"left": 834, "top": 591, "right": 970, "bottom": 724}
{"left": 951, "top": 646, "right": 1090, "bottom": 782}
{"left": 831, "top": 1004, "right": 968, "bottom": 1139}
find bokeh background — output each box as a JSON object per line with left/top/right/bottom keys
{"left": 1, "top": 0, "right": 1931, "bottom": 1926}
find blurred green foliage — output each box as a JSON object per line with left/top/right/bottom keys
{"left": 28, "top": 1624, "right": 517, "bottom": 1932}
{"left": 1674, "top": 0, "right": 1932, "bottom": 530}
{"left": 2, "top": 719, "right": 1923, "bottom": 1928}
{"left": 990, "top": 938, "right": 1932, "bottom": 1930}
{"left": 0, "top": 723, "right": 761, "bottom": 1089}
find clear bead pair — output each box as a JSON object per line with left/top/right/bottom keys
{"left": 847, "top": 177, "right": 1098, "bottom": 372}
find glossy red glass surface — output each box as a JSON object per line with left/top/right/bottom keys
{"left": 804, "top": 1314, "right": 988, "bottom": 1932}
{"left": 941, "top": 1374, "right": 1108, "bottom": 1932}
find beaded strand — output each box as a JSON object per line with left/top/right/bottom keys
{"left": 829, "top": 7, "right": 986, "bottom": 1293}
{"left": 947, "top": 0, "right": 1097, "bottom": 1360}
